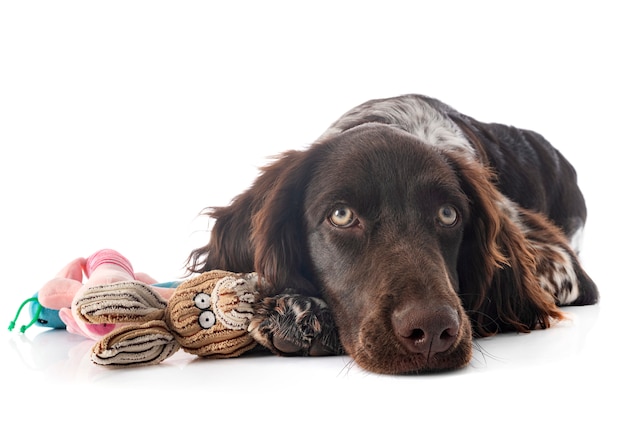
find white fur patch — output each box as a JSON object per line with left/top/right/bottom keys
{"left": 568, "top": 226, "right": 584, "bottom": 255}
{"left": 534, "top": 243, "right": 581, "bottom": 305}
{"left": 319, "top": 95, "right": 476, "bottom": 159}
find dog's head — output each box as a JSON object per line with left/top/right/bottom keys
{"left": 301, "top": 125, "right": 475, "bottom": 373}
{"left": 196, "top": 123, "right": 567, "bottom": 374}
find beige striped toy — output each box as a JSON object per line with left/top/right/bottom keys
{"left": 80, "top": 270, "right": 262, "bottom": 367}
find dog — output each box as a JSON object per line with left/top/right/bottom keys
{"left": 187, "top": 94, "right": 599, "bottom": 374}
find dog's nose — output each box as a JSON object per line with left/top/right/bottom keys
{"left": 392, "top": 303, "right": 460, "bottom": 355}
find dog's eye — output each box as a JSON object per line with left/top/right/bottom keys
{"left": 329, "top": 206, "right": 357, "bottom": 228}
{"left": 437, "top": 205, "right": 458, "bottom": 227}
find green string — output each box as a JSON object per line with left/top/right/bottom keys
{"left": 8, "top": 297, "right": 42, "bottom": 333}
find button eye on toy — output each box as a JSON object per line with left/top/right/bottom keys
{"left": 198, "top": 310, "right": 216, "bottom": 329}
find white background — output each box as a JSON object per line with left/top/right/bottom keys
{"left": 1, "top": 1, "right": 623, "bottom": 420}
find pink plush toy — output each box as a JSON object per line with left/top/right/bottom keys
{"left": 37, "top": 249, "right": 176, "bottom": 341}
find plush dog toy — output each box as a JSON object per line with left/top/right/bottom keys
{"left": 10, "top": 249, "right": 342, "bottom": 367}
{"left": 9, "top": 249, "right": 178, "bottom": 339}
{"left": 86, "top": 270, "right": 261, "bottom": 366}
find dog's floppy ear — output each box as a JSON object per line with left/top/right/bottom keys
{"left": 251, "top": 149, "right": 321, "bottom": 296}
{"left": 187, "top": 151, "right": 302, "bottom": 275}
{"left": 187, "top": 149, "right": 318, "bottom": 296}
{"left": 451, "top": 154, "right": 565, "bottom": 336}
{"left": 186, "top": 197, "right": 257, "bottom": 276}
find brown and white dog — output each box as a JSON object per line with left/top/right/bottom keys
{"left": 187, "top": 94, "right": 599, "bottom": 374}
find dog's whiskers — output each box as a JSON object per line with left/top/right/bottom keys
{"left": 470, "top": 339, "right": 504, "bottom": 369}
{"left": 337, "top": 357, "right": 358, "bottom": 377}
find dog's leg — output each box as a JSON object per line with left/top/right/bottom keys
{"left": 248, "top": 293, "right": 343, "bottom": 356}
{"left": 515, "top": 205, "right": 599, "bottom": 307}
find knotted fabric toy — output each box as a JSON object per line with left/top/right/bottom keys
{"left": 85, "top": 270, "right": 262, "bottom": 367}
{"left": 10, "top": 249, "right": 343, "bottom": 367}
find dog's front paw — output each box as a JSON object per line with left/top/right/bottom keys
{"left": 248, "top": 294, "right": 343, "bottom": 356}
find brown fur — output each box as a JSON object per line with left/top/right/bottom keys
{"left": 187, "top": 95, "right": 598, "bottom": 374}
